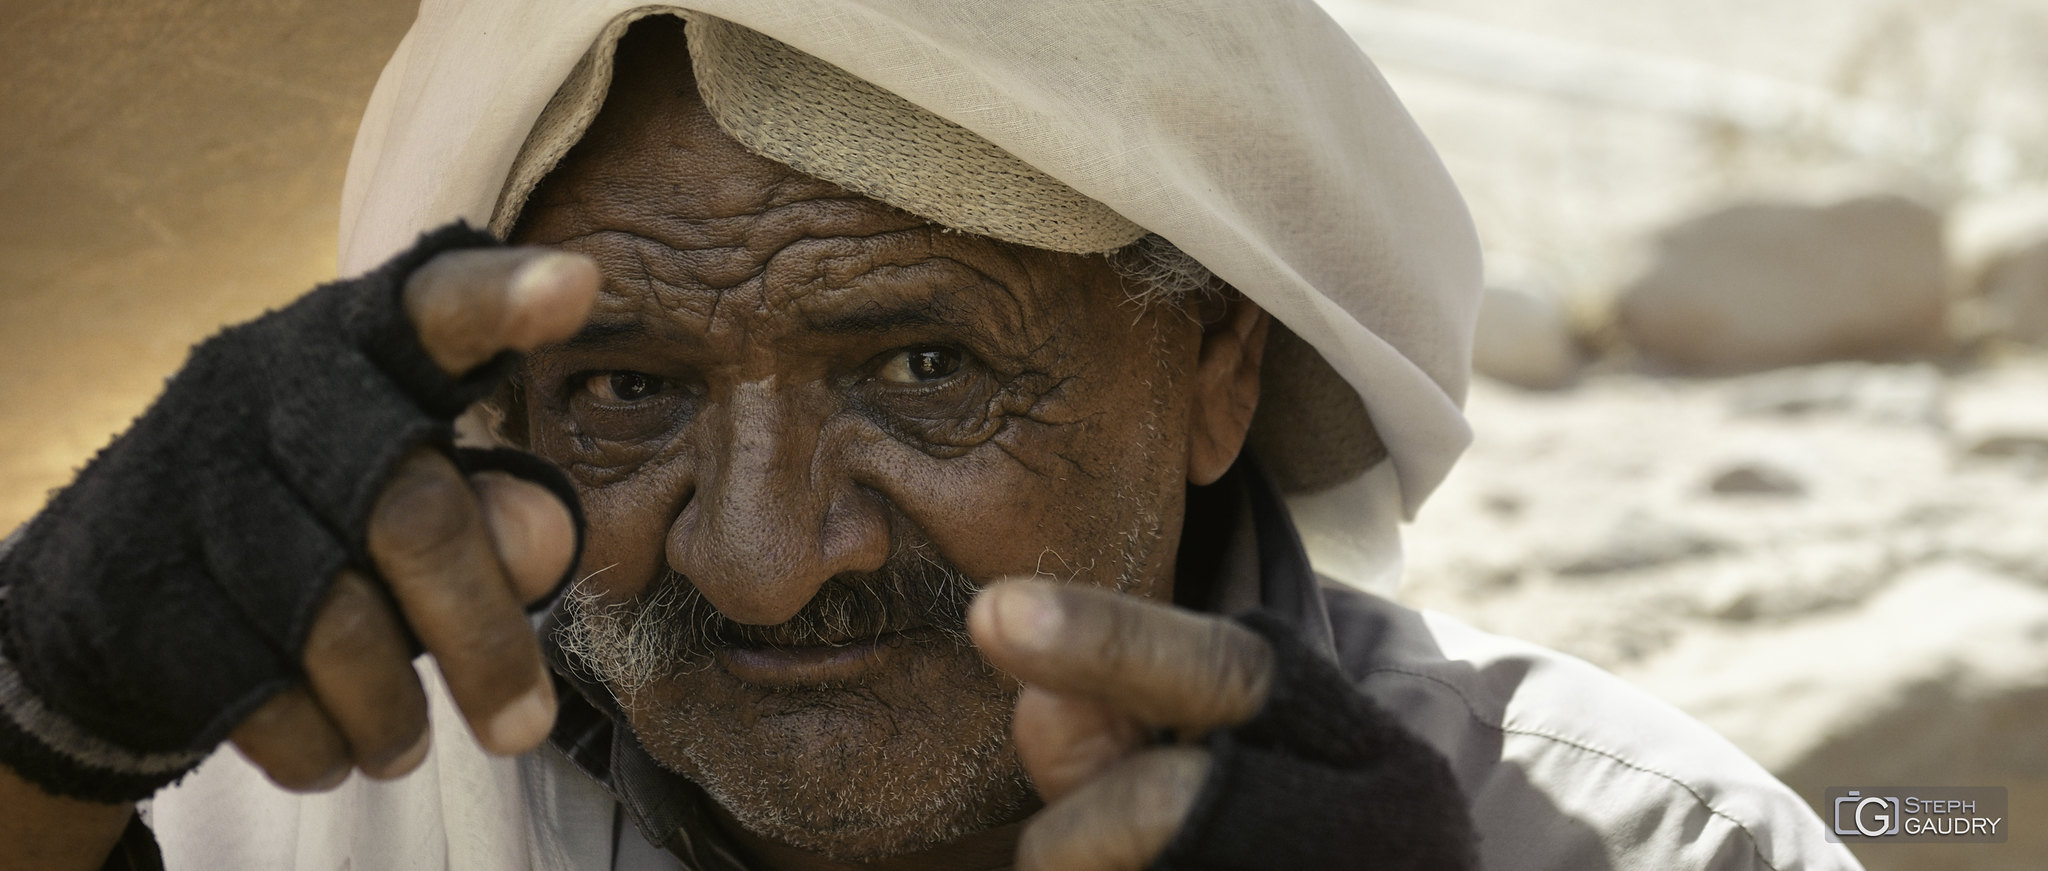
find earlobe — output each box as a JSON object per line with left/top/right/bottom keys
{"left": 1185, "top": 292, "right": 1270, "bottom": 486}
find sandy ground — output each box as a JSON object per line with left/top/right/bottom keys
{"left": 1403, "top": 354, "right": 2048, "bottom": 870}
{"left": 0, "top": 0, "right": 416, "bottom": 534}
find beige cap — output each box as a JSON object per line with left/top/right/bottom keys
{"left": 492, "top": 9, "right": 1145, "bottom": 255}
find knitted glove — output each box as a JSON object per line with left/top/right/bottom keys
{"left": 0, "top": 223, "right": 581, "bottom": 802}
{"left": 1151, "top": 611, "right": 1478, "bottom": 870}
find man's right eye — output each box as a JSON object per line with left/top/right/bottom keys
{"left": 585, "top": 371, "right": 665, "bottom": 402}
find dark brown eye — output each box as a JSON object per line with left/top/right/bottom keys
{"left": 587, "top": 371, "right": 663, "bottom": 401}
{"left": 879, "top": 347, "right": 963, "bottom": 384}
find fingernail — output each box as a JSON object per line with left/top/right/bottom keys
{"left": 993, "top": 586, "right": 1061, "bottom": 652}
{"left": 504, "top": 254, "right": 585, "bottom": 348}
{"left": 383, "top": 729, "right": 432, "bottom": 777}
{"left": 485, "top": 682, "right": 555, "bottom": 753}
{"left": 508, "top": 253, "right": 580, "bottom": 309}
{"left": 309, "top": 764, "right": 351, "bottom": 792}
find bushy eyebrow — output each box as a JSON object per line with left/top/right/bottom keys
{"left": 555, "top": 319, "right": 656, "bottom": 350}
{"left": 792, "top": 261, "right": 1030, "bottom": 347}
{"left": 802, "top": 302, "right": 954, "bottom": 335}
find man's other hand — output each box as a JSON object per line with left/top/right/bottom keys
{"left": 228, "top": 248, "right": 596, "bottom": 791}
{"left": 969, "top": 579, "right": 1275, "bottom": 871}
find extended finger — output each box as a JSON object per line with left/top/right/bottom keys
{"left": 1016, "top": 747, "right": 1210, "bottom": 871}
{"left": 229, "top": 688, "right": 351, "bottom": 792}
{"left": 367, "top": 448, "right": 555, "bottom": 755}
{"left": 300, "top": 570, "right": 431, "bottom": 780}
{"left": 970, "top": 580, "right": 1273, "bottom": 730}
{"left": 404, "top": 247, "right": 598, "bottom": 375}
{"left": 471, "top": 471, "right": 577, "bottom": 605}
{"left": 1013, "top": 685, "right": 1149, "bottom": 803}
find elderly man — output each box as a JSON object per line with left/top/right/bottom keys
{"left": 1, "top": 3, "right": 1859, "bottom": 870}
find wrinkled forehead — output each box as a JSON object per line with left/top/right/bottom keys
{"left": 503, "top": 19, "right": 1100, "bottom": 342}
{"left": 491, "top": 9, "right": 1144, "bottom": 257}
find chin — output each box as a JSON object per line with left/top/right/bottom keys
{"left": 624, "top": 634, "right": 1037, "bottom": 860}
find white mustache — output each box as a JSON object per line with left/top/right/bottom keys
{"left": 551, "top": 542, "right": 980, "bottom": 694}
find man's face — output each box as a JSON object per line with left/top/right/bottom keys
{"left": 508, "top": 22, "right": 1207, "bottom": 862}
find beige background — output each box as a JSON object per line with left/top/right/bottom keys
{"left": 0, "top": 0, "right": 415, "bottom": 530}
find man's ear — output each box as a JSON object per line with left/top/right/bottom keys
{"left": 1185, "top": 290, "right": 1270, "bottom": 486}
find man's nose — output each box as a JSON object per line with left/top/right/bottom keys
{"left": 665, "top": 378, "right": 889, "bottom": 625}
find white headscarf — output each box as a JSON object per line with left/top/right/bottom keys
{"left": 339, "top": 0, "right": 1481, "bottom": 594}
{"left": 150, "top": 7, "right": 1483, "bottom": 866}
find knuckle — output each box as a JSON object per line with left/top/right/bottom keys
{"left": 232, "top": 701, "right": 350, "bottom": 791}
{"left": 236, "top": 691, "right": 325, "bottom": 741}
{"left": 1153, "top": 746, "right": 1212, "bottom": 796}
{"left": 1084, "top": 591, "right": 1144, "bottom": 667}
{"left": 1119, "top": 754, "right": 1180, "bottom": 807}
{"left": 370, "top": 461, "right": 481, "bottom": 566}
{"left": 303, "top": 583, "right": 393, "bottom": 663}
{"left": 304, "top": 604, "right": 382, "bottom": 663}
{"left": 1197, "top": 622, "right": 1273, "bottom": 721}
{"left": 1121, "top": 749, "right": 1210, "bottom": 842}
{"left": 404, "top": 251, "right": 488, "bottom": 318}
{"left": 360, "top": 711, "right": 430, "bottom": 769}
{"left": 404, "top": 249, "right": 517, "bottom": 360}
{"left": 441, "top": 613, "right": 538, "bottom": 676}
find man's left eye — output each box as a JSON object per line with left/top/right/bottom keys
{"left": 878, "top": 347, "right": 965, "bottom": 384}
{"left": 585, "top": 371, "right": 666, "bottom": 402}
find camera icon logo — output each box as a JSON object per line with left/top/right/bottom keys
{"left": 1834, "top": 791, "right": 1902, "bottom": 837}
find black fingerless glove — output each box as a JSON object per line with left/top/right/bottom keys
{"left": 1152, "top": 611, "right": 1478, "bottom": 871}
{"left": 0, "top": 223, "right": 582, "bottom": 803}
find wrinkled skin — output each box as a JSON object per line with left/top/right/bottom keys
{"left": 507, "top": 19, "right": 1212, "bottom": 864}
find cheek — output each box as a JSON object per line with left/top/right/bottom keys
{"left": 575, "top": 478, "right": 683, "bottom": 599}
{"left": 527, "top": 402, "right": 693, "bottom": 601}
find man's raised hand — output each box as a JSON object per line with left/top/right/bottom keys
{"left": 973, "top": 578, "right": 1480, "bottom": 871}
{"left": 969, "top": 580, "right": 1275, "bottom": 871}
{"left": 228, "top": 247, "right": 598, "bottom": 790}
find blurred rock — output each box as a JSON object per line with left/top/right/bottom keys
{"left": 1948, "top": 364, "right": 2048, "bottom": 477}
{"left": 1551, "top": 514, "right": 1726, "bottom": 577}
{"left": 1480, "top": 490, "right": 1526, "bottom": 519}
{"left": 1725, "top": 362, "right": 1945, "bottom": 427}
{"left": 1962, "top": 434, "right": 2048, "bottom": 462}
{"left": 1707, "top": 461, "right": 1806, "bottom": 497}
{"left": 1473, "top": 284, "right": 1581, "bottom": 389}
{"left": 1950, "top": 187, "right": 2048, "bottom": 287}
{"left": 1975, "top": 238, "right": 2048, "bottom": 344}
{"left": 1618, "top": 196, "right": 1948, "bottom": 374}
{"left": 1692, "top": 539, "right": 1896, "bottom": 625}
